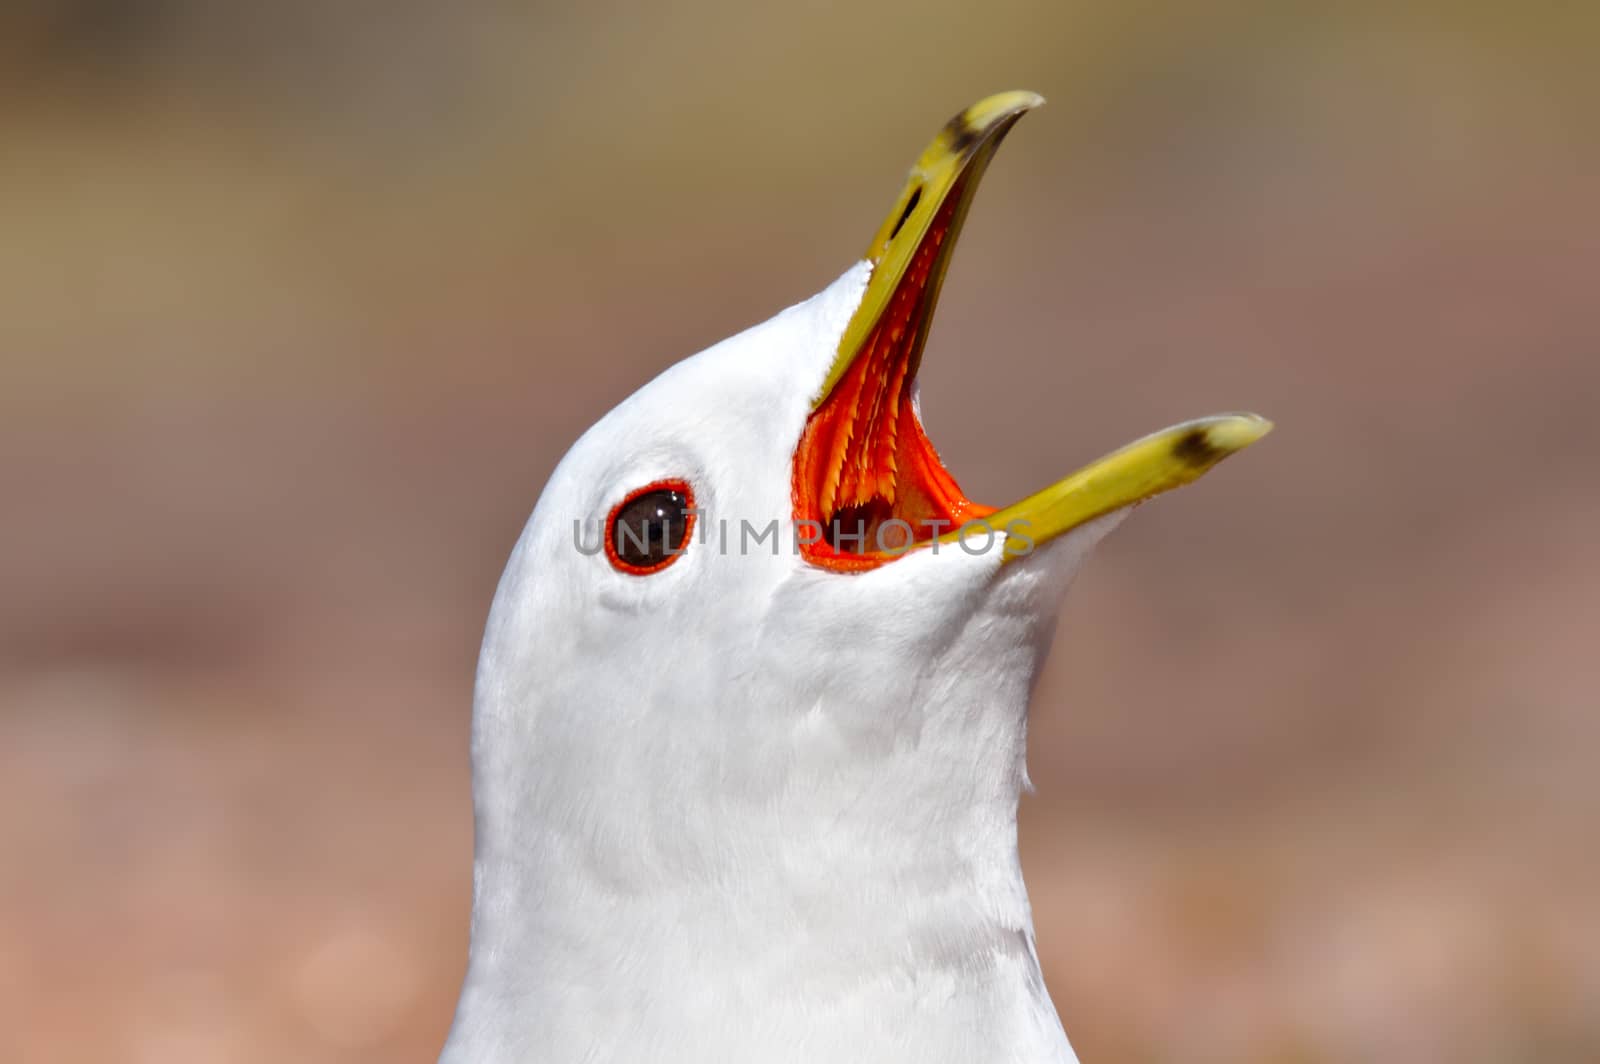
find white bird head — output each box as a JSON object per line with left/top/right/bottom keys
{"left": 445, "top": 92, "right": 1269, "bottom": 1064}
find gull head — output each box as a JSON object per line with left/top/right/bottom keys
{"left": 447, "top": 92, "right": 1269, "bottom": 1064}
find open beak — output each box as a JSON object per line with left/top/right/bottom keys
{"left": 791, "top": 91, "right": 1271, "bottom": 571}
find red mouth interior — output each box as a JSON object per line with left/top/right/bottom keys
{"left": 791, "top": 189, "right": 994, "bottom": 572}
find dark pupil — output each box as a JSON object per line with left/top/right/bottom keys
{"left": 612, "top": 489, "right": 689, "bottom": 568}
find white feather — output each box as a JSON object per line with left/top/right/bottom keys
{"left": 441, "top": 264, "right": 1123, "bottom": 1063}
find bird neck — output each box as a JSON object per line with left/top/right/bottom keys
{"left": 442, "top": 540, "right": 1099, "bottom": 1063}
{"left": 445, "top": 686, "right": 1075, "bottom": 1063}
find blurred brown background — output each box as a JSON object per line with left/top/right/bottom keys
{"left": 2, "top": 2, "right": 1597, "bottom": 1062}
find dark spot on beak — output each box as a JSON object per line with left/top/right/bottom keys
{"left": 1172, "top": 427, "right": 1221, "bottom": 467}
{"left": 944, "top": 115, "right": 981, "bottom": 155}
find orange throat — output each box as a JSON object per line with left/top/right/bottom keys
{"left": 791, "top": 193, "right": 993, "bottom": 573}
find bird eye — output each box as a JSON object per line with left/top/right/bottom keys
{"left": 604, "top": 481, "right": 695, "bottom": 574}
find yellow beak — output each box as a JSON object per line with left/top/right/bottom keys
{"left": 816, "top": 91, "right": 1271, "bottom": 563}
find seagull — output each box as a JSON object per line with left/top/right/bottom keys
{"left": 439, "top": 91, "right": 1269, "bottom": 1064}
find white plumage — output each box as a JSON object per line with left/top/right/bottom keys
{"left": 439, "top": 93, "right": 1265, "bottom": 1064}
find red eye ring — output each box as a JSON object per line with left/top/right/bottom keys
{"left": 603, "top": 479, "right": 696, "bottom": 575}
